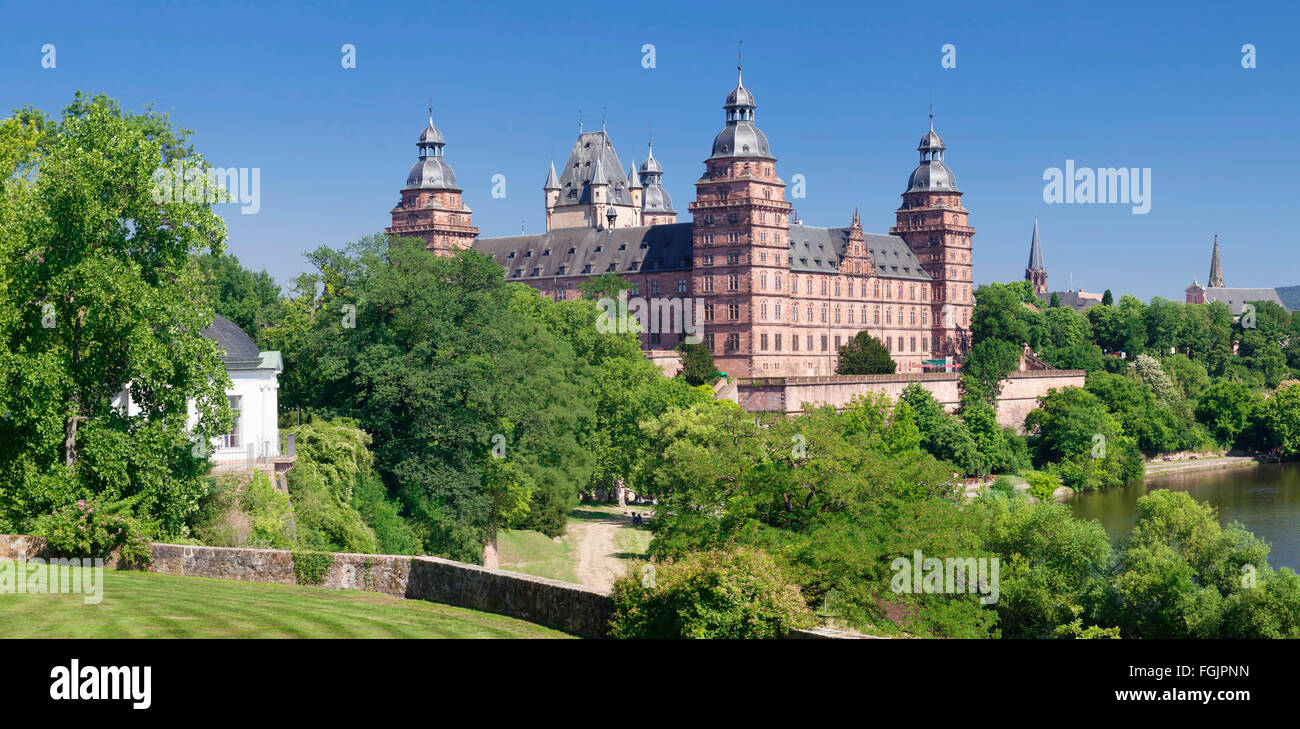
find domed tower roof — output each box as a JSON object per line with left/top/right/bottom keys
{"left": 905, "top": 112, "right": 959, "bottom": 193}
{"left": 709, "top": 61, "right": 772, "bottom": 160}
{"left": 639, "top": 144, "right": 663, "bottom": 174}
{"left": 405, "top": 108, "right": 460, "bottom": 191}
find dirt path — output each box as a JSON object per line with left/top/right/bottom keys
{"left": 566, "top": 514, "right": 629, "bottom": 592}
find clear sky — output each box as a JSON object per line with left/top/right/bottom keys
{"left": 3, "top": 0, "right": 1296, "bottom": 300}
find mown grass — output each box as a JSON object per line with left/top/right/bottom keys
{"left": 0, "top": 561, "right": 572, "bottom": 638}
{"left": 494, "top": 529, "right": 579, "bottom": 583}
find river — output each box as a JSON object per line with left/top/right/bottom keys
{"left": 1068, "top": 462, "right": 1300, "bottom": 571}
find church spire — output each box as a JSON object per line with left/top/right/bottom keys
{"left": 1026, "top": 218, "right": 1047, "bottom": 296}
{"left": 1207, "top": 234, "right": 1225, "bottom": 287}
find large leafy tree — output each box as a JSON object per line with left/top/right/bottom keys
{"left": 276, "top": 235, "right": 594, "bottom": 561}
{"left": 0, "top": 94, "right": 230, "bottom": 534}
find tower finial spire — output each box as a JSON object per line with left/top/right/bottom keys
{"left": 601, "top": 105, "right": 606, "bottom": 132}
{"left": 929, "top": 94, "right": 934, "bottom": 130}
{"left": 578, "top": 109, "right": 583, "bottom": 133}
{"left": 737, "top": 39, "right": 743, "bottom": 83}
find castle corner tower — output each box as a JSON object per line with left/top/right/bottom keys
{"left": 386, "top": 109, "right": 478, "bottom": 254}
{"left": 891, "top": 112, "right": 973, "bottom": 356}
{"left": 688, "top": 57, "right": 793, "bottom": 376}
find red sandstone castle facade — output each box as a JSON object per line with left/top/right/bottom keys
{"left": 386, "top": 66, "right": 973, "bottom": 377}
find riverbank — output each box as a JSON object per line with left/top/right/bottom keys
{"left": 1145, "top": 455, "right": 1269, "bottom": 478}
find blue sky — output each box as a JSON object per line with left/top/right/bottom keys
{"left": 3, "top": 0, "right": 1296, "bottom": 300}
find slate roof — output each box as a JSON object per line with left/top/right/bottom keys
{"left": 556, "top": 131, "right": 635, "bottom": 208}
{"left": 1275, "top": 285, "right": 1300, "bottom": 312}
{"left": 475, "top": 221, "right": 933, "bottom": 283}
{"left": 787, "top": 224, "right": 931, "bottom": 280}
{"left": 474, "top": 223, "right": 695, "bottom": 279}
{"left": 201, "top": 313, "right": 265, "bottom": 369}
{"left": 1203, "top": 287, "right": 1287, "bottom": 315}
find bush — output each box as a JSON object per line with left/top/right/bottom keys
{"left": 192, "top": 472, "right": 295, "bottom": 549}
{"left": 608, "top": 548, "right": 815, "bottom": 639}
{"left": 36, "top": 499, "right": 153, "bottom": 566}
{"left": 1025, "top": 471, "right": 1061, "bottom": 502}
{"left": 292, "top": 550, "right": 333, "bottom": 585}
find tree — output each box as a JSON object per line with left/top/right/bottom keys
{"left": 1261, "top": 382, "right": 1300, "bottom": 457}
{"left": 676, "top": 341, "right": 719, "bottom": 386}
{"left": 1048, "top": 292, "right": 1061, "bottom": 308}
{"left": 281, "top": 236, "right": 595, "bottom": 561}
{"left": 0, "top": 94, "right": 231, "bottom": 535}
{"left": 1195, "top": 380, "right": 1261, "bottom": 448}
{"left": 1101, "top": 289, "right": 1114, "bottom": 306}
{"left": 1022, "top": 387, "right": 1143, "bottom": 490}
{"left": 195, "top": 251, "right": 283, "bottom": 336}
{"left": 835, "top": 331, "right": 896, "bottom": 375}
{"left": 577, "top": 272, "right": 634, "bottom": 300}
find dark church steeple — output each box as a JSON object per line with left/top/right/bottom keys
{"left": 1026, "top": 218, "right": 1047, "bottom": 295}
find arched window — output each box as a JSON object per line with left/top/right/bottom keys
{"left": 873, "top": 306, "right": 880, "bottom": 324}
{"left": 834, "top": 306, "right": 841, "bottom": 324}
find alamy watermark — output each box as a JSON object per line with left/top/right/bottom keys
{"left": 596, "top": 291, "right": 704, "bottom": 343}
{"left": 151, "top": 161, "right": 261, "bottom": 214}
{"left": 0, "top": 557, "right": 103, "bottom": 604}
{"left": 1042, "top": 160, "right": 1150, "bottom": 214}
{"left": 890, "top": 549, "right": 999, "bottom": 604}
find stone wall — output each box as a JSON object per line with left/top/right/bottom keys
{"left": 728, "top": 369, "right": 1086, "bottom": 430}
{"left": 0, "top": 534, "right": 48, "bottom": 561}
{"left": 1, "top": 539, "right": 611, "bottom": 638}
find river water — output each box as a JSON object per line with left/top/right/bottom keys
{"left": 1068, "top": 462, "right": 1300, "bottom": 571}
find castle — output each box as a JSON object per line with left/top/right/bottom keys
{"left": 386, "top": 64, "right": 974, "bottom": 377}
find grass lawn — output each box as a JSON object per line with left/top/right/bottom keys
{"left": 0, "top": 561, "right": 572, "bottom": 639}
{"left": 614, "top": 522, "right": 652, "bottom": 560}
{"left": 494, "top": 529, "right": 579, "bottom": 583}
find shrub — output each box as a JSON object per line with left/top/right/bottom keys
{"left": 608, "top": 548, "right": 815, "bottom": 639}
{"left": 1025, "top": 471, "right": 1061, "bottom": 502}
{"left": 36, "top": 499, "right": 153, "bottom": 566}
{"left": 991, "top": 476, "right": 1016, "bottom": 495}
{"left": 292, "top": 550, "right": 333, "bottom": 585}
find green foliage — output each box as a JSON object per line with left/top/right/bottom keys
{"left": 834, "top": 331, "right": 897, "bottom": 375}
{"left": 191, "top": 472, "right": 295, "bottom": 549}
{"left": 1260, "top": 382, "right": 1300, "bottom": 457}
{"left": 961, "top": 339, "right": 1022, "bottom": 405}
{"left": 352, "top": 470, "right": 422, "bottom": 555}
{"left": 286, "top": 418, "right": 380, "bottom": 554}
{"left": 36, "top": 498, "right": 154, "bottom": 565}
{"left": 1195, "top": 380, "right": 1262, "bottom": 448}
{"left": 195, "top": 251, "right": 283, "bottom": 336}
{"left": 0, "top": 93, "right": 231, "bottom": 536}
{"left": 291, "top": 550, "right": 333, "bottom": 585}
{"left": 971, "top": 497, "right": 1113, "bottom": 638}
{"left": 901, "top": 383, "right": 981, "bottom": 475}
{"left": 608, "top": 548, "right": 815, "bottom": 639}
{"left": 676, "top": 341, "right": 718, "bottom": 386}
{"left": 1024, "top": 471, "right": 1060, "bottom": 501}
{"left": 278, "top": 238, "right": 595, "bottom": 562}
{"left": 1093, "top": 490, "right": 1297, "bottom": 638}
{"left": 1023, "top": 387, "right": 1143, "bottom": 490}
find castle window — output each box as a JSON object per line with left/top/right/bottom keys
{"left": 834, "top": 306, "right": 841, "bottom": 324}
{"left": 704, "top": 304, "right": 714, "bottom": 322}
{"left": 774, "top": 274, "right": 782, "bottom": 290}
{"left": 873, "top": 306, "right": 880, "bottom": 324}
{"left": 760, "top": 273, "right": 768, "bottom": 290}
{"left": 678, "top": 280, "right": 688, "bottom": 294}
{"left": 886, "top": 309, "right": 892, "bottom": 324}
{"left": 583, "top": 265, "right": 593, "bottom": 273}
{"left": 806, "top": 335, "right": 813, "bottom": 351}
{"left": 886, "top": 337, "right": 892, "bottom": 351}
{"left": 835, "top": 336, "right": 841, "bottom": 350}
{"left": 524, "top": 250, "right": 532, "bottom": 258}
{"left": 727, "top": 274, "right": 738, "bottom": 291}
{"left": 848, "top": 308, "right": 854, "bottom": 324}
{"left": 820, "top": 335, "right": 828, "bottom": 351}
{"left": 726, "top": 333, "right": 740, "bottom": 352}
{"left": 760, "top": 301, "right": 768, "bottom": 319}
{"left": 593, "top": 245, "right": 602, "bottom": 253}
{"left": 921, "top": 309, "right": 928, "bottom": 326}
{"left": 792, "top": 304, "right": 799, "bottom": 320}
{"left": 793, "top": 334, "right": 799, "bottom": 351}
{"left": 874, "top": 281, "right": 880, "bottom": 297}
{"left": 530, "top": 268, "right": 540, "bottom": 276}
{"left": 911, "top": 337, "right": 917, "bottom": 352}
{"left": 542, "top": 249, "right": 551, "bottom": 256}
{"left": 820, "top": 306, "right": 827, "bottom": 323}
{"left": 821, "top": 279, "right": 828, "bottom": 296}
{"left": 760, "top": 333, "right": 768, "bottom": 351}
{"left": 568, "top": 248, "right": 576, "bottom": 255}
{"left": 805, "top": 279, "right": 813, "bottom": 294}
{"left": 558, "top": 265, "right": 567, "bottom": 275}
{"left": 703, "top": 275, "right": 714, "bottom": 293}
{"left": 806, "top": 307, "right": 813, "bottom": 322}
{"left": 727, "top": 252, "right": 739, "bottom": 264}
{"left": 651, "top": 281, "right": 661, "bottom": 295}
{"left": 607, "top": 264, "right": 616, "bottom": 272}
{"left": 703, "top": 254, "right": 714, "bottom": 266}
{"left": 834, "top": 280, "right": 841, "bottom": 297}
{"left": 774, "top": 302, "right": 782, "bottom": 319}
{"left": 774, "top": 334, "right": 782, "bottom": 351}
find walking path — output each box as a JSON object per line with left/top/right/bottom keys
{"left": 566, "top": 513, "right": 630, "bottom": 592}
